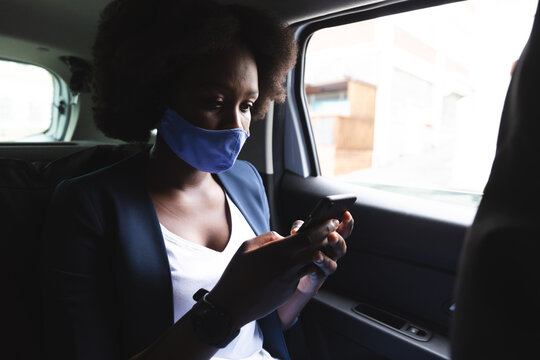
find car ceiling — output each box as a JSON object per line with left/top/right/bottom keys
{"left": 0, "top": 0, "right": 390, "bottom": 81}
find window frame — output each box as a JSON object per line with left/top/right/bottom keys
{"left": 46, "top": 70, "right": 72, "bottom": 141}
{"left": 272, "top": 0, "right": 481, "bottom": 227}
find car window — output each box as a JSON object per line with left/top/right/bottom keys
{"left": 0, "top": 59, "right": 54, "bottom": 141}
{"left": 304, "top": 0, "right": 538, "bottom": 207}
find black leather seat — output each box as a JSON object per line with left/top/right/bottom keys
{"left": 1, "top": 144, "right": 146, "bottom": 359}
{"left": 451, "top": 3, "right": 540, "bottom": 359}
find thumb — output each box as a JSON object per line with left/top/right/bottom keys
{"left": 243, "top": 231, "right": 283, "bottom": 252}
{"left": 290, "top": 220, "right": 304, "bottom": 235}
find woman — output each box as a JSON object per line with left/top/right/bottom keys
{"left": 42, "top": 1, "right": 354, "bottom": 359}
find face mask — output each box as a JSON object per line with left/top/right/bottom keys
{"left": 156, "top": 108, "right": 249, "bottom": 173}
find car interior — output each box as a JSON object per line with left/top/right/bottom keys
{"left": 1, "top": 0, "right": 539, "bottom": 359}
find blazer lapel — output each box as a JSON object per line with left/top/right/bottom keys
{"left": 216, "top": 161, "right": 269, "bottom": 236}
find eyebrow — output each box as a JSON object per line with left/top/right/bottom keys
{"left": 199, "top": 81, "right": 259, "bottom": 96}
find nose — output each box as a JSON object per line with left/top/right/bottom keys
{"left": 222, "top": 106, "right": 246, "bottom": 132}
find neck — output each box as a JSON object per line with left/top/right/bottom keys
{"left": 146, "top": 135, "right": 215, "bottom": 192}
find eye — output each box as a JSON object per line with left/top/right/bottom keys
{"left": 200, "top": 96, "right": 224, "bottom": 110}
{"left": 240, "top": 102, "right": 253, "bottom": 113}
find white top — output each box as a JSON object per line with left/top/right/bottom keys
{"left": 161, "top": 194, "right": 278, "bottom": 360}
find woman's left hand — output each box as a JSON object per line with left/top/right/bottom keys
{"left": 291, "top": 211, "right": 354, "bottom": 296}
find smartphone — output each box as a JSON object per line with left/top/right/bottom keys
{"left": 297, "top": 194, "right": 357, "bottom": 232}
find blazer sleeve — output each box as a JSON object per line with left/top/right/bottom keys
{"left": 41, "top": 179, "right": 119, "bottom": 360}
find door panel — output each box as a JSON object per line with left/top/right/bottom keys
{"left": 302, "top": 293, "right": 450, "bottom": 360}
{"left": 276, "top": 172, "right": 470, "bottom": 359}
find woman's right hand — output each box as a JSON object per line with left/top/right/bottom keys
{"left": 207, "top": 219, "right": 340, "bottom": 329}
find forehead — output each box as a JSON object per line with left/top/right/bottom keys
{"left": 183, "top": 44, "right": 259, "bottom": 92}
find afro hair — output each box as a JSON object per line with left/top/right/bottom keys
{"left": 92, "top": 0, "right": 298, "bottom": 142}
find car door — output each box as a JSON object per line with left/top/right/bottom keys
{"left": 246, "top": 0, "right": 537, "bottom": 359}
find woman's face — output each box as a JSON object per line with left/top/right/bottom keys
{"left": 171, "top": 43, "right": 259, "bottom": 134}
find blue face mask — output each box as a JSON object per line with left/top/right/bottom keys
{"left": 156, "top": 108, "right": 249, "bottom": 173}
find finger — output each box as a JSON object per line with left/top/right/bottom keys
{"left": 288, "top": 247, "right": 322, "bottom": 275}
{"left": 299, "top": 266, "right": 326, "bottom": 287}
{"left": 267, "top": 219, "right": 339, "bottom": 273}
{"left": 297, "top": 263, "right": 318, "bottom": 279}
{"left": 290, "top": 220, "right": 304, "bottom": 235}
{"left": 280, "top": 219, "right": 339, "bottom": 252}
{"left": 337, "top": 211, "right": 354, "bottom": 239}
{"left": 291, "top": 252, "right": 332, "bottom": 286}
{"left": 313, "top": 250, "right": 338, "bottom": 276}
{"left": 295, "top": 219, "right": 339, "bottom": 249}
{"left": 242, "top": 231, "right": 283, "bottom": 252}
{"left": 322, "top": 232, "right": 347, "bottom": 260}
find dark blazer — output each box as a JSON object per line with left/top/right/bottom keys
{"left": 42, "top": 151, "right": 289, "bottom": 360}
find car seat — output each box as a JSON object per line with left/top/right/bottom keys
{"left": 1, "top": 143, "right": 146, "bottom": 359}
{"left": 451, "top": 3, "right": 540, "bottom": 359}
